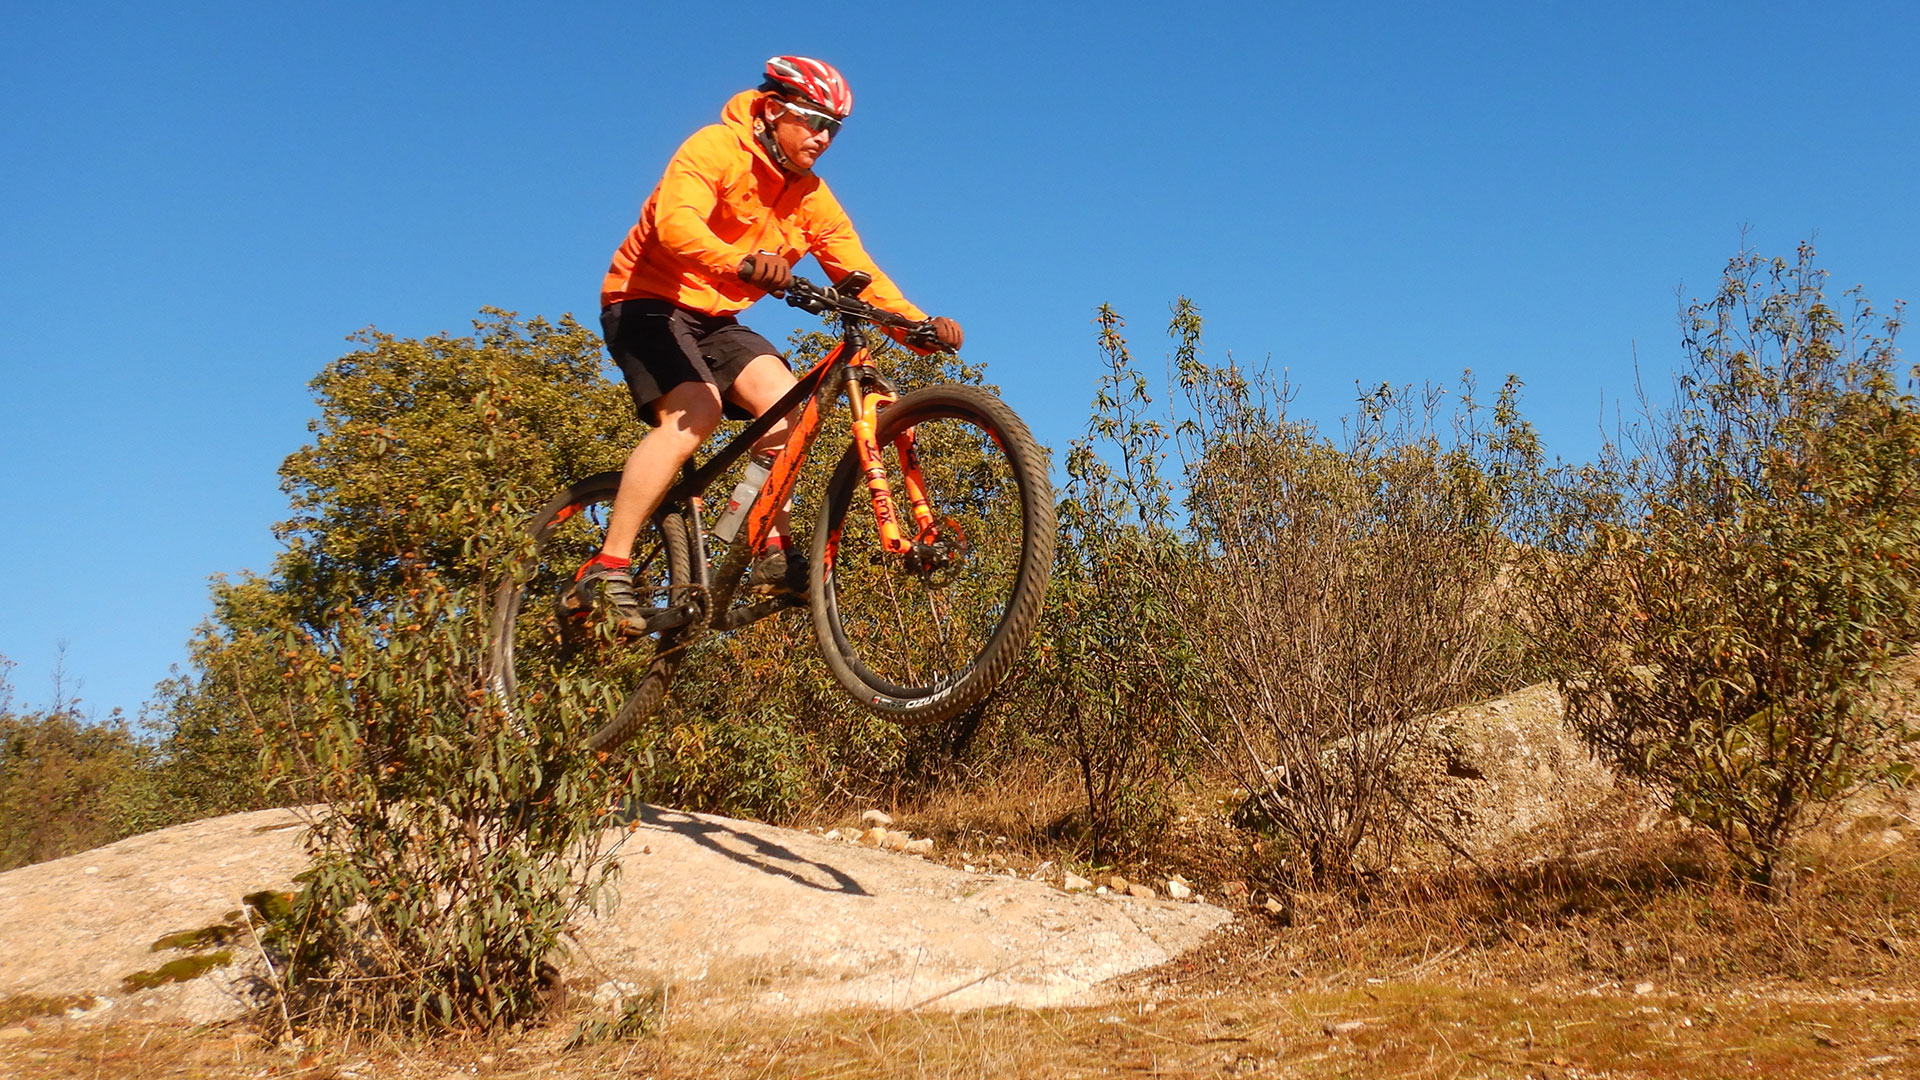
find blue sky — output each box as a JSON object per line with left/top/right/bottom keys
{"left": 3, "top": 1, "right": 1916, "bottom": 718}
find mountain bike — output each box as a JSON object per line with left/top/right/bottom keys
{"left": 486, "top": 272, "right": 1054, "bottom": 753}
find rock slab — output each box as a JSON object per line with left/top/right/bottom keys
{"left": 0, "top": 805, "right": 1229, "bottom": 1022}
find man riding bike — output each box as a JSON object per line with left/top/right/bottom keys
{"left": 577, "top": 56, "right": 964, "bottom": 618}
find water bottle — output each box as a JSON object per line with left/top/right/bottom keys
{"left": 710, "top": 452, "right": 775, "bottom": 543}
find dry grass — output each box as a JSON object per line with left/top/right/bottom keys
{"left": 4, "top": 979, "right": 1915, "bottom": 1078}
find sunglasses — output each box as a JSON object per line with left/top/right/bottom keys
{"left": 777, "top": 99, "right": 842, "bottom": 137}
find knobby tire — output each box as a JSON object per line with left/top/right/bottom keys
{"left": 485, "top": 472, "right": 692, "bottom": 755}
{"left": 809, "top": 384, "right": 1054, "bottom": 724}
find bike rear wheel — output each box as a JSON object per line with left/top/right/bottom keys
{"left": 809, "top": 384, "right": 1054, "bottom": 724}
{"left": 486, "top": 471, "right": 693, "bottom": 754}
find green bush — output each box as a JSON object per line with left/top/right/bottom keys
{"left": 0, "top": 656, "right": 165, "bottom": 870}
{"left": 260, "top": 368, "right": 636, "bottom": 1031}
{"left": 1531, "top": 243, "right": 1920, "bottom": 894}
{"left": 1029, "top": 303, "right": 1202, "bottom": 860}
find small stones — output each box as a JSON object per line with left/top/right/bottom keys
{"left": 1127, "top": 883, "right": 1157, "bottom": 900}
{"left": 1633, "top": 981, "right": 1656, "bottom": 995}
{"left": 1262, "top": 896, "right": 1286, "bottom": 916}
{"left": 1165, "top": 878, "right": 1192, "bottom": 900}
{"left": 1062, "top": 872, "right": 1093, "bottom": 892}
{"left": 843, "top": 818, "right": 940, "bottom": 859}
{"left": 1108, "top": 875, "right": 1130, "bottom": 893}
{"left": 1223, "top": 881, "right": 1250, "bottom": 899}
{"left": 1324, "top": 1019, "right": 1366, "bottom": 1036}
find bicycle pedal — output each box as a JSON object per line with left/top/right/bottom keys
{"left": 554, "top": 585, "right": 592, "bottom": 622}
{"left": 610, "top": 614, "right": 654, "bottom": 638}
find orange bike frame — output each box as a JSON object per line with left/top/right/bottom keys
{"left": 739, "top": 340, "right": 936, "bottom": 560}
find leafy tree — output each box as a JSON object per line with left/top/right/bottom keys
{"left": 150, "top": 310, "right": 639, "bottom": 815}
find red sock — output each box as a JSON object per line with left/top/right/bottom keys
{"left": 575, "top": 552, "right": 631, "bottom": 580}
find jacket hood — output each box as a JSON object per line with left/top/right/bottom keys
{"left": 720, "top": 89, "right": 786, "bottom": 173}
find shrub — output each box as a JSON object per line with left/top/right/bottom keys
{"left": 0, "top": 656, "right": 165, "bottom": 870}
{"left": 1174, "top": 357, "right": 1543, "bottom": 885}
{"left": 1531, "top": 243, "right": 1920, "bottom": 894}
{"left": 262, "top": 369, "right": 635, "bottom": 1031}
{"left": 1029, "top": 304, "right": 1201, "bottom": 860}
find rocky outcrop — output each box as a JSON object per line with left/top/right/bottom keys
{"left": 0, "top": 804, "right": 1231, "bottom": 1025}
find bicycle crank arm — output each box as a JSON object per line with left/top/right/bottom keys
{"left": 614, "top": 602, "right": 703, "bottom": 637}
{"left": 714, "top": 593, "right": 806, "bottom": 631}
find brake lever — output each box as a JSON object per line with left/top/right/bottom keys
{"left": 903, "top": 321, "right": 943, "bottom": 350}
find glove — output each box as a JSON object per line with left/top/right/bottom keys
{"left": 738, "top": 253, "right": 792, "bottom": 292}
{"left": 928, "top": 316, "right": 964, "bottom": 351}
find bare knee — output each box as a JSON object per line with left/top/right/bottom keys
{"left": 728, "top": 354, "right": 798, "bottom": 456}
{"left": 652, "top": 385, "right": 724, "bottom": 451}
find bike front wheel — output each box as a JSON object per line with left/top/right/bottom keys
{"left": 486, "top": 471, "right": 693, "bottom": 755}
{"left": 809, "top": 384, "right": 1054, "bottom": 724}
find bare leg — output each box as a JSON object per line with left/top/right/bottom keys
{"left": 597, "top": 381, "right": 724, "bottom": 561}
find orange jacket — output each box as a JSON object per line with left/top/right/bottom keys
{"left": 601, "top": 90, "right": 928, "bottom": 329}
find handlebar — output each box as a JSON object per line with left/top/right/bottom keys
{"left": 778, "top": 273, "right": 943, "bottom": 351}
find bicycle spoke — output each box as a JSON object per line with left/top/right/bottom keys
{"left": 812, "top": 387, "right": 1051, "bottom": 717}
{"left": 487, "top": 474, "right": 690, "bottom": 754}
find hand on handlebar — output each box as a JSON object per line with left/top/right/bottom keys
{"left": 738, "top": 252, "right": 793, "bottom": 293}
{"left": 774, "top": 273, "right": 959, "bottom": 352}
{"left": 906, "top": 316, "right": 964, "bottom": 354}
{"left": 929, "top": 316, "right": 963, "bottom": 351}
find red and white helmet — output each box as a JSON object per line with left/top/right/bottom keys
{"left": 760, "top": 55, "right": 853, "bottom": 118}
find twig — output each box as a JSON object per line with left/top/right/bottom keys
{"left": 241, "top": 896, "right": 296, "bottom": 1037}
{"left": 867, "top": 960, "right": 1028, "bottom": 1028}
{"left": 1387, "top": 786, "right": 1512, "bottom": 898}
{"left": 1469, "top": 1050, "right": 1568, "bottom": 1071}
{"left": 1391, "top": 942, "right": 1464, "bottom": 979}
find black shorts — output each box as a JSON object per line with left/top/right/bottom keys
{"left": 599, "top": 298, "right": 786, "bottom": 424}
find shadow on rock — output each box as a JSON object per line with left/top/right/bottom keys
{"left": 616, "top": 803, "right": 870, "bottom": 896}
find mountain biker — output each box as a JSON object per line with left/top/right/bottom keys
{"left": 577, "top": 55, "right": 964, "bottom": 620}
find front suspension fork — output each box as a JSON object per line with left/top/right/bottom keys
{"left": 846, "top": 369, "right": 936, "bottom": 554}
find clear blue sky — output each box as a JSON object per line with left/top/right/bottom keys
{"left": 3, "top": 1, "right": 1915, "bottom": 719}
